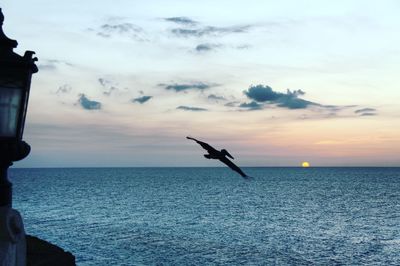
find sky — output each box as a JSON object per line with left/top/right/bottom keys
{"left": 2, "top": 0, "right": 400, "bottom": 167}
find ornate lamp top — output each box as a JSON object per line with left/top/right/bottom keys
{"left": 0, "top": 8, "right": 38, "bottom": 73}
{"left": 0, "top": 8, "right": 18, "bottom": 49}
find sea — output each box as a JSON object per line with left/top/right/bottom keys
{"left": 9, "top": 167, "right": 400, "bottom": 265}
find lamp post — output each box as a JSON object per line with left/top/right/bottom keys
{"left": 0, "top": 8, "right": 38, "bottom": 265}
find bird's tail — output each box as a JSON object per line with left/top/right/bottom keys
{"left": 243, "top": 175, "right": 253, "bottom": 180}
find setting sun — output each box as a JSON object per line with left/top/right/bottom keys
{"left": 302, "top": 162, "right": 310, "bottom": 168}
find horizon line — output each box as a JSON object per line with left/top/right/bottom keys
{"left": 10, "top": 166, "right": 400, "bottom": 169}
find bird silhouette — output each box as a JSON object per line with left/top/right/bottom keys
{"left": 187, "top": 136, "right": 249, "bottom": 178}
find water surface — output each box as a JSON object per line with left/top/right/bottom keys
{"left": 10, "top": 167, "right": 400, "bottom": 265}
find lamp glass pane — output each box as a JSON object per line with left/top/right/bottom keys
{"left": 0, "top": 87, "right": 22, "bottom": 137}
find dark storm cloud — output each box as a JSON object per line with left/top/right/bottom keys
{"left": 78, "top": 94, "right": 102, "bottom": 110}
{"left": 243, "top": 85, "right": 314, "bottom": 109}
{"left": 176, "top": 106, "right": 208, "bottom": 112}
{"left": 208, "top": 94, "right": 226, "bottom": 101}
{"left": 160, "top": 82, "right": 218, "bottom": 92}
{"left": 132, "top": 95, "right": 152, "bottom": 104}
{"left": 165, "top": 17, "right": 198, "bottom": 26}
{"left": 171, "top": 25, "right": 251, "bottom": 38}
{"left": 239, "top": 101, "right": 263, "bottom": 110}
{"left": 355, "top": 108, "right": 376, "bottom": 114}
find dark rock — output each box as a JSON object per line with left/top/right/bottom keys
{"left": 26, "top": 235, "right": 75, "bottom": 266}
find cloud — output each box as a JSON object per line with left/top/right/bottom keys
{"left": 38, "top": 64, "right": 57, "bottom": 71}
{"left": 94, "top": 22, "right": 146, "bottom": 41}
{"left": 360, "top": 112, "right": 377, "bottom": 116}
{"left": 195, "top": 43, "right": 221, "bottom": 52}
{"left": 160, "top": 82, "right": 218, "bottom": 92}
{"left": 239, "top": 101, "right": 263, "bottom": 110}
{"left": 239, "top": 84, "right": 368, "bottom": 117}
{"left": 132, "top": 95, "right": 152, "bottom": 104}
{"left": 208, "top": 94, "right": 226, "bottom": 101}
{"left": 38, "top": 59, "right": 73, "bottom": 71}
{"left": 195, "top": 43, "right": 252, "bottom": 53}
{"left": 98, "top": 78, "right": 119, "bottom": 96}
{"left": 176, "top": 106, "right": 208, "bottom": 112}
{"left": 196, "top": 44, "right": 213, "bottom": 52}
{"left": 98, "top": 78, "right": 112, "bottom": 88}
{"left": 165, "top": 17, "right": 198, "bottom": 26}
{"left": 165, "top": 16, "right": 252, "bottom": 38}
{"left": 224, "top": 101, "right": 240, "bottom": 107}
{"left": 354, "top": 107, "right": 377, "bottom": 116}
{"left": 236, "top": 44, "right": 251, "bottom": 50}
{"left": 77, "top": 94, "right": 102, "bottom": 110}
{"left": 243, "top": 85, "right": 313, "bottom": 109}
{"left": 56, "top": 84, "right": 72, "bottom": 95}
{"left": 171, "top": 25, "right": 251, "bottom": 38}
{"left": 355, "top": 108, "right": 376, "bottom": 114}
{"left": 104, "top": 87, "right": 118, "bottom": 96}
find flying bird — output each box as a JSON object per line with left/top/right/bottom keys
{"left": 187, "top": 136, "right": 249, "bottom": 178}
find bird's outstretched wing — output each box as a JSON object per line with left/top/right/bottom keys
{"left": 186, "top": 136, "right": 218, "bottom": 153}
{"left": 219, "top": 156, "right": 248, "bottom": 179}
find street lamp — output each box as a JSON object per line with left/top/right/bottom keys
{"left": 0, "top": 8, "right": 38, "bottom": 265}
{"left": 0, "top": 8, "right": 38, "bottom": 207}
